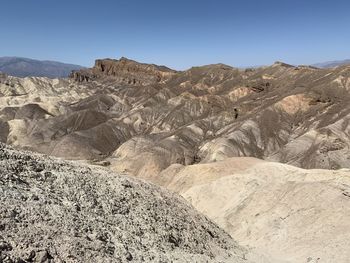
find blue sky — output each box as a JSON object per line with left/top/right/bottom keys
{"left": 0, "top": 0, "right": 349, "bottom": 69}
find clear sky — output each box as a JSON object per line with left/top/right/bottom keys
{"left": 1, "top": 0, "right": 349, "bottom": 69}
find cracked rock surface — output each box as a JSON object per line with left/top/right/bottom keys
{"left": 0, "top": 143, "right": 249, "bottom": 263}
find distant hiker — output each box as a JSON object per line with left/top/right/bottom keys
{"left": 234, "top": 108, "right": 238, "bottom": 119}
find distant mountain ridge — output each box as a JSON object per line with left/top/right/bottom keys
{"left": 0, "top": 57, "right": 84, "bottom": 78}
{"left": 312, "top": 59, "right": 350, "bottom": 68}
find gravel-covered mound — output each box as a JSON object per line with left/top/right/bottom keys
{"left": 0, "top": 143, "right": 248, "bottom": 263}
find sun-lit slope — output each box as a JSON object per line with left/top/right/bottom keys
{"left": 156, "top": 157, "right": 350, "bottom": 263}
{"left": 1, "top": 58, "right": 350, "bottom": 171}
{"left": 108, "top": 61, "right": 350, "bottom": 175}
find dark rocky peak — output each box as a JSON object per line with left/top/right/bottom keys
{"left": 0, "top": 72, "right": 8, "bottom": 81}
{"left": 296, "top": 65, "right": 319, "bottom": 70}
{"left": 70, "top": 57, "right": 177, "bottom": 85}
{"left": 188, "top": 63, "right": 235, "bottom": 72}
{"left": 93, "top": 57, "right": 176, "bottom": 74}
{"left": 273, "top": 61, "right": 295, "bottom": 68}
{"left": 182, "top": 64, "right": 239, "bottom": 80}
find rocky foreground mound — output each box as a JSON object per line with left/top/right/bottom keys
{"left": 0, "top": 143, "right": 249, "bottom": 263}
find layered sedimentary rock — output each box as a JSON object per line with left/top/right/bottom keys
{"left": 70, "top": 57, "right": 176, "bottom": 85}
{"left": 1, "top": 58, "right": 350, "bottom": 171}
